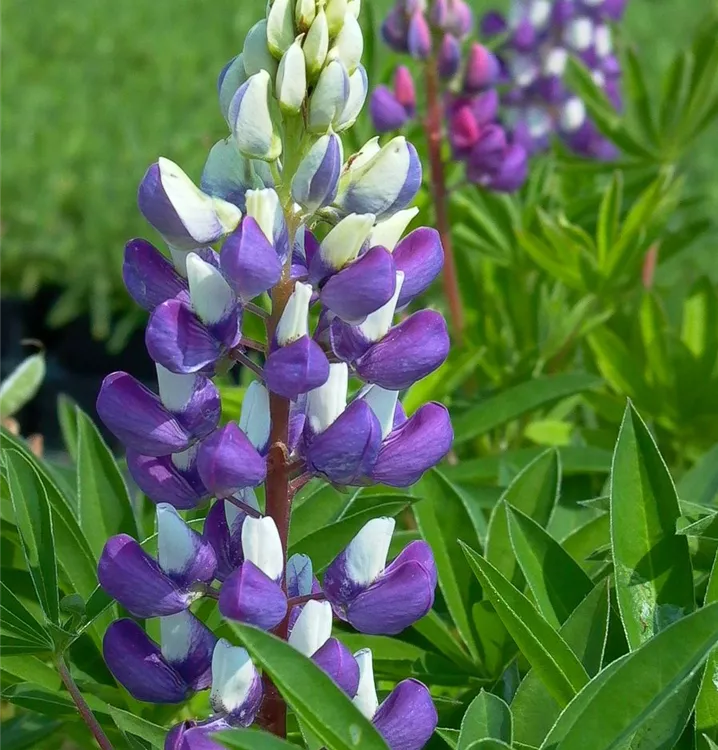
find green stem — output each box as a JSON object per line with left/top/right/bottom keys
{"left": 56, "top": 656, "right": 114, "bottom": 750}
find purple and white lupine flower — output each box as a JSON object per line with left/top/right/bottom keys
{"left": 97, "top": 2, "right": 449, "bottom": 747}
{"left": 138, "top": 159, "right": 242, "bottom": 268}
{"left": 219, "top": 516, "right": 288, "bottom": 630}
{"left": 98, "top": 504, "right": 217, "bottom": 617}
{"left": 354, "top": 649, "right": 438, "bottom": 750}
{"left": 371, "top": 2, "right": 528, "bottom": 193}
{"left": 485, "top": 0, "right": 626, "bottom": 160}
{"left": 324, "top": 517, "right": 437, "bottom": 634}
{"left": 103, "top": 613, "right": 216, "bottom": 703}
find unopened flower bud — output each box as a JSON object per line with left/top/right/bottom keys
{"left": 229, "top": 71, "right": 283, "bottom": 162}
{"left": 438, "top": 34, "right": 461, "bottom": 79}
{"left": 326, "top": 0, "right": 348, "bottom": 37}
{"left": 308, "top": 59, "right": 350, "bottom": 132}
{"left": 243, "top": 20, "right": 278, "bottom": 78}
{"left": 267, "top": 0, "right": 296, "bottom": 58}
{"left": 292, "top": 132, "right": 343, "bottom": 211}
{"left": 334, "top": 64, "right": 368, "bottom": 131}
{"left": 138, "top": 158, "right": 242, "bottom": 253}
{"left": 393, "top": 66, "right": 416, "bottom": 115}
{"left": 407, "top": 11, "right": 431, "bottom": 60}
{"left": 276, "top": 37, "right": 307, "bottom": 114}
{"left": 335, "top": 136, "right": 422, "bottom": 220}
{"left": 218, "top": 55, "right": 249, "bottom": 124}
{"left": 304, "top": 8, "right": 330, "bottom": 79}
{"left": 327, "top": 11, "right": 363, "bottom": 74}
{"left": 463, "top": 43, "right": 500, "bottom": 93}
{"left": 295, "top": 0, "right": 316, "bottom": 31}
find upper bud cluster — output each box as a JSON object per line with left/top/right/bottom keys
{"left": 483, "top": 0, "right": 625, "bottom": 160}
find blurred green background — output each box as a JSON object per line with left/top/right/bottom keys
{"left": 2, "top": 0, "right": 717, "bottom": 342}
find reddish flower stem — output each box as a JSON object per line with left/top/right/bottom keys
{"left": 56, "top": 656, "right": 114, "bottom": 750}
{"left": 423, "top": 57, "right": 465, "bottom": 347}
{"left": 257, "top": 254, "right": 296, "bottom": 737}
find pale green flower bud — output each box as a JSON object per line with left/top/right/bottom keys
{"left": 267, "top": 0, "right": 296, "bottom": 59}
{"left": 348, "top": 0, "right": 361, "bottom": 18}
{"left": 327, "top": 12, "right": 363, "bottom": 74}
{"left": 229, "top": 70, "right": 283, "bottom": 162}
{"left": 218, "top": 55, "right": 248, "bottom": 125}
{"left": 295, "top": 0, "right": 316, "bottom": 32}
{"left": 325, "top": 0, "right": 348, "bottom": 37}
{"left": 303, "top": 8, "right": 329, "bottom": 80}
{"left": 334, "top": 64, "right": 368, "bottom": 131}
{"left": 318, "top": 212, "right": 375, "bottom": 270}
{"left": 308, "top": 59, "right": 350, "bottom": 132}
{"left": 243, "top": 20, "right": 278, "bottom": 78}
{"left": 276, "top": 37, "right": 307, "bottom": 114}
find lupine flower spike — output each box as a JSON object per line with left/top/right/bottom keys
{"left": 96, "top": 1, "right": 452, "bottom": 748}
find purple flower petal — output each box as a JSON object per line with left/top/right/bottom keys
{"left": 157, "top": 504, "right": 217, "bottom": 587}
{"left": 328, "top": 317, "right": 372, "bottom": 363}
{"left": 313, "top": 638, "right": 360, "bottom": 696}
{"left": 305, "top": 399, "right": 382, "bottom": 485}
{"left": 196, "top": 423, "right": 267, "bottom": 497}
{"left": 372, "top": 403, "right": 453, "bottom": 487}
{"left": 127, "top": 449, "right": 207, "bottom": 509}
{"left": 320, "top": 247, "right": 397, "bottom": 323}
{"left": 220, "top": 217, "right": 283, "bottom": 301}
{"left": 172, "top": 373, "right": 222, "bottom": 441}
{"left": 203, "top": 499, "right": 247, "bottom": 582}
{"left": 482, "top": 143, "right": 528, "bottom": 193}
{"left": 123, "top": 239, "right": 189, "bottom": 312}
{"left": 437, "top": 34, "right": 461, "bottom": 79}
{"left": 103, "top": 619, "right": 189, "bottom": 703}
{"left": 355, "top": 311, "right": 450, "bottom": 390}
{"left": 370, "top": 87, "right": 410, "bottom": 133}
{"left": 146, "top": 299, "right": 225, "bottom": 374}
{"left": 346, "top": 555, "right": 435, "bottom": 635}
{"left": 373, "top": 679, "right": 438, "bottom": 750}
{"left": 463, "top": 43, "right": 500, "bottom": 93}
{"left": 393, "top": 66, "right": 416, "bottom": 116}
{"left": 407, "top": 11, "right": 432, "bottom": 60}
{"left": 265, "top": 336, "right": 330, "bottom": 400}
{"left": 219, "top": 560, "right": 288, "bottom": 630}
{"left": 96, "top": 372, "right": 191, "bottom": 456}
{"left": 160, "top": 611, "right": 217, "bottom": 691}
{"left": 392, "top": 228, "right": 444, "bottom": 308}
{"left": 166, "top": 719, "right": 233, "bottom": 750}
{"left": 98, "top": 535, "right": 191, "bottom": 617}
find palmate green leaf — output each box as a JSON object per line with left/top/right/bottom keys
{"left": 540, "top": 602, "right": 718, "bottom": 750}
{"left": 76, "top": 405, "right": 138, "bottom": 558}
{"left": 0, "top": 714, "right": 63, "bottom": 750}
{"left": 444, "top": 446, "right": 612, "bottom": 486}
{"left": 57, "top": 394, "right": 79, "bottom": 462}
{"left": 108, "top": 707, "right": 165, "bottom": 748}
{"left": 219, "top": 729, "right": 299, "bottom": 750}
{"left": 465, "top": 741, "right": 512, "bottom": 750}
{"left": 412, "top": 609, "right": 475, "bottom": 669}
{"left": 596, "top": 172, "right": 622, "bottom": 270}
{"left": 623, "top": 48, "right": 659, "bottom": 148}
{"left": 561, "top": 514, "right": 611, "bottom": 578}
{"left": 0, "top": 581, "right": 53, "bottom": 653}
{"left": 512, "top": 580, "right": 610, "bottom": 747}
{"left": 677, "top": 445, "right": 718, "bottom": 505}
{"left": 452, "top": 373, "right": 601, "bottom": 446}
{"left": 462, "top": 544, "right": 589, "bottom": 707}
{"left": 289, "top": 483, "right": 359, "bottom": 546}
{"left": 611, "top": 403, "right": 694, "bottom": 650}
{"left": 438, "top": 728, "right": 460, "bottom": 748}
{"left": 681, "top": 277, "right": 718, "bottom": 385}
{"left": 459, "top": 690, "right": 512, "bottom": 748}
{"left": 5, "top": 449, "right": 59, "bottom": 625}
{"left": 506, "top": 504, "right": 593, "bottom": 628}
{"left": 1, "top": 428, "right": 98, "bottom": 599}
{"left": 696, "top": 549, "right": 718, "bottom": 747}
{"left": 230, "top": 623, "right": 389, "bottom": 750}
{"left": 2, "top": 655, "right": 61, "bottom": 690}
{"left": 486, "top": 450, "right": 559, "bottom": 587}
{"left": 0, "top": 352, "right": 45, "bottom": 418}
{"left": 415, "top": 470, "right": 481, "bottom": 662}
{"left": 289, "top": 498, "right": 408, "bottom": 573}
